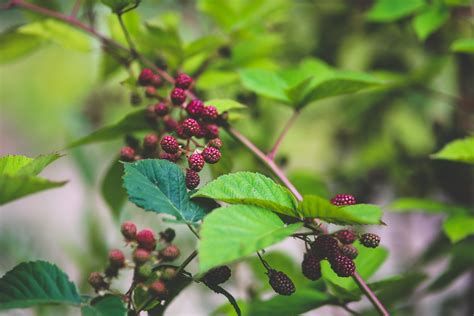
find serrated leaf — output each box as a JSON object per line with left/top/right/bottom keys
{"left": 413, "top": 1, "right": 449, "bottom": 41}
{"left": 81, "top": 295, "right": 126, "bottom": 316}
{"left": 239, "top": 69, "right": 290, "bottom": 103}
{"left": 299, "top": 195, "right": 384, "bottom": 225}
{"left": 101, "top": 158, "right": 128, "bottom": 220}
{"left": 205, "top": 99, "right": 247, "bottom": 113}
{"left": 0, "top": 261, "right": 81, "bottom": 310}
{"left": 192, "top": 172, "right": 299, "bottom": 217}
{"left": 123, "top": 159, "right": 206, "bottom": 223}
{"left": 199, "top": 205, "right": 302, "bottom": 272}
{"left": 450, "top": 38, "right": 474, "bottom": 53}
{"left": 366, "top": 0, "right": 426, "bottom": 22}
{"left": 389, "top": 198, "right": 468, "bottom": 215}
{"left": 431, "top": 136, "right": 474, "bottom": 164}
{"left": 101, "top": 0, "right": 140, "bottom": 13}
{"left": 442, "top": 215, "right": 474, "bottom": 243}
{"left": 0, "top": 27, "right": 44, "bottom": 65}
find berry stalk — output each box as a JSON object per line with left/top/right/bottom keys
{"left": 267, "top": 110, "right": 300, "bottom": 161}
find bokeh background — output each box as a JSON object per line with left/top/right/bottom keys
{"left": 1, "top": 0, "right": 473, "bottom": 315}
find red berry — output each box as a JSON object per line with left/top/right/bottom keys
{"left": 302, "top": 252, "right": 322, "bottom": 281}
{"left": 202, "top": 266, "right": 231, "bottom": 286}
{"left": 154, "top": 102, "right": 169, "bottom": 116}
{"left": 149, "top": 280, "right": 168, "bottom": 299}
{"left": 159, "top": 152, "right": 181, "bottom": 162}
{"left": 208, "top": 138, "right": 223, "bottom": 149}
{"left": 186, "top": 169, "right": 200, "bottom": 189}
{"left": 136, "top": 229, "right": 156, "bottom": 251}
{"left": 138, "top": 68, "right": 154, "bottom": 86}
{"left": 170, "top": 88, "right": 186, "bottom": 105}
{"left": 164, "top": 116, "right": 178, "bottom": 132}
{"left": 329, "top": 254, "right": 356, "bottom": 277}
{"left": 186, "top": 99, "right": 204, "bottom": 118}
{"left": 176, "top": 125, "right": 188, "bottom": 139}
{"left": 331, "top": 194, "right": 356, "bottom": 206}
{"left": 204, "top": 123, "right": 219, "bottom": 139}
{"left": 143, "top": 133, "right": 159, "bottom": 150}
{"left": 108, "top": 249, "right": 125, "bottom": 268}
{"left": 121, "top": 221, "right": 137, "bottom": 241}
{"left": 311, "top": 235, "right": 339, "bottom": 259}
{"left": 202, "top": 106, "right": 218, "bottom": 121}
{"left": 150, "top": 74, "right": 162, "bottom": 87}
{"left": 145, "top": 86, "right": 156, "bottom": 98}
{"left": 133, "top": 249, "right": 151, "bottom": 265}
{"left": 359, "top": 233, "right": 380, "bottom": 248}
{"left": 188, "top": 153, "right": 205, "bottom": 172}
{"left": 160, "top": 135, "right": 179, "bottom": 154}
{"left": 202, "top": 147, "right": 221, "bottom": 164}
{"left": 182, "top": 118, "right": 201, "bottom": 137}
{"left": 334, "top": 229, "right": 357, "bottom": 244}
{"left": 159, "top": 244, "right": 180, "bottom": 261}
{"left": 120, "top": 146, "right": 135, "bottom": 162}
{"left": 175, "top": 73, "right": 193, "bottom": 89}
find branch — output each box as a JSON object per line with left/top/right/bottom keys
{"left": 175, "top": 250, "right": 198, "bottom": 277}
{"left": 206, "top": 284, "right": 241, "bottom": 316}
{"left": 267, "top": 110, "right": 300, "bottom": 160}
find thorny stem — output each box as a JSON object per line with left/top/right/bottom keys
{"left": 267, "top": 110, "right": 300, "bottom": 160}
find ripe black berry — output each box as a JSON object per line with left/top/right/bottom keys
{"left": 159, "top": 228, "right": 176, "bottom": 243}
{"left": 208, "top": 138, "right": 223, "bottom": 149}
{"left": 188, "top": 153, "right": 205, "bottom": 172}
{"left": 267, "top": 269, "right": 295, "bottom": 296}
{"left": 311, "top": 235, "right": 339, "bottom": 259}
{"left": 138, "top": 68, "right": 154, "bottom": 86}
{"left": 154, "top": 102, "right": 169, "bottom": 116}
{"left": 175, "top": 73, "right": 193, "bottom": 89}
{"left": 302, "top": 252, "right": 322, "bottom": 281}
{"left": 171, "top": 88, "right": 186, "bottom": 105}
{"left": 202, "top": 147, "right": 221, "bottom": 164}
{"left": 120, "top": 146, "right": 135, "bottom": 162}
{"left": 202, "top": 266, "right": 231, "bottom": 286}
{"left": 186, "top": 169, "right": 200, "bottom": 189}
{"left": 331, "top": 194, "right": 356, "bottom": 206}
{"left": 340, "top": 244, "right": 358, "bottom": 259}
{"left": 202, "top": 105, "right": 218, "bottom": 121}
{"left": 143, "top": 133, "right": 159, "bottom": 150}
{"left": 360, "top": 233, "right": 380, "bottom": 248}
{"left": 329, "top": 254, "right": 356, "bottom": 277}
{"left": 334, "top": 229, "right": 357, "bottom": 244}
{"left": 182, "top": 118, "right": 201, "bottom": 137}
{"left": 186, "top": 99, "right": 204, "bottom": 118}
{"left": 160, "top": 135, "right": 179, "bottom": 154}
{"left": 130, "top": 92, "right": 142, "bottom": 106}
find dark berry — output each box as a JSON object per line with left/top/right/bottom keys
{"left": 138, "top": 68, "right": 154, "bottom": 86}
{"left": 360, "top": 233, "right": 380, "bottom": 248}
{"left": 136, "top": 229, "right": 156, "bottom": 251}
{"left": 159, "top": 244, "right": 180, "bottom": 261}
{"left": 202, "top": 106, "right": 218, "bottom": 121}
{"left": 202, "top": 147, "right": 221, "bottom": 164}
{"left": 104, "top": 266, "right": 119, "bottom": 278}
{"left": 108, "top": 249, "right": 125, "bottom": 268}
{"left": 176, "top": 125, "right": 188, "bottom": 139}
{"left": 159, "top": 228, "right": 176, "bottom": 243}
{"left": 302, "top": 252, "right": 322, "bottom": 281}
{"left": 160, "top": 135, "right": 179, "bottom": 154}
{"left": 330, "top": 254, "right": 356, "bottom": 277}
{"left": 340, "top": 244, "right": 358, "bottom": 259}
{"left": 121, "top": 221, "right": 137, "bottom": 241}
{"left": 143, "top": 133, "right": 159, "bottom": 150}
{"left": 186, "top": 169, "right": 200, "bottom": 189}
{"left": 171, "top": 88, "right": 186, "bottom": 105}
{"left": 331, "top": 194, "right": 356, "bottom": 206}
{"left": 130, "top": 92, "right": 142, "bottom": 106}
{"left": 133, "top": 249, "right": 151, "bottom": 265}
{"left": 88, "top": 272, "right": 107, "bottom": 291}
{"left": 208, "top": 138, "right": 223, "bottom": 149}
{"left": 154, "top": 102, "right": 169, "bottom": 116}
{"left": 145, "top": 86, "right": 156, "bottom": 98}
{"left": 149, "top": 280, "right": 168, "bottom": 299}
{"left": 334, "top": 229, "right": 357, "bottom": 244}
{"left": 188, "top": 153, "right": 205, "bottom": 172}
{"left": 175, "top": 73, "right": 193, "bottom": 89}
{"left": 202, "top": 266, "right": 231, "bottom": 286}
{"left": 311, "top": 235, "right": 339, "bottom": 259}
{"left": 267, "top": 269, "right": 295, "bottom": 296}
{"left": 186, "top": 99, "right": 204, "bottom": 118}
{"left": 120, "top": 146, "right": 135, "bottom": 162}
{"left": 182, "top": 118, "right": 201, "bottom": 137}
{"left": 164, "top": 116, "right": 178, "bottom": 131}
{"left": 159, "top": 152, "right": 181, "bottom": 162}
{"left": 204, "top": 123, "right": 219, "bottom": 139}
{"left": 150, "top": 74, "right": 162, "bottom": 87}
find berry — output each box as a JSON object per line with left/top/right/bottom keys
{"left": 150, "top": 74, "right": 162, "bottom": 87}
{"left": 143, "top": 133, "right": 159, "bottom": 150}
{"left": 186, "top": 169, "right": 200, "bottom": 189}
{"left": 267, "top": 269, "right": 295, "bottom": 296}
{"left": 301, "top": 252, "right": 322, "bottom": 281}
{"left": 145, "top": 86, "right": 156, "bottom": 98}
{"left": 159, "top": 228, "right": 176, "bottom": 243}
{"left": 149, "top": 280, "right": 168, "bottom": 299}
{"left": 334, "top": 229, "right": 357, "bottom": 244}
{"left": 136, "top": 229, "right": 157, "bottom": 251}
{"left": 105, "top": 266, "right": 119, "bottom": 278}
{"left": 340, "top": 244, "right": 358, "bottom": 259}
{"left": 202, "top": 106, "right": 218, "bottom": 121}
{"left": 108, "top": 249, "right": 125, "bottom": 268}
{"left": 360, "top": 233, "right": 380, "bottom": 248}
{"left": 176, "top": 125, "right": 188, "bottom": 139}
{"left": 171, "top": 88, "right": 186, "bottom": 105}
{"left": 208, "top": 138, "right": 223, "bottom": 149}
{"left": 88, "top": 272, "right": 107, "bottom": 291}
{"left": 202, "top": 147, "right": 221, "bottom": 164}
{"left": 186, "top": 99, "right": 204, "bottom": 118}
{"left": 175, "top": 73, "right": 193, "bottom": 89}
{"left": 188, "top": 153, "right": 205, "bottom": 172}
{"left": 182, "top": 118, "right": 201, "bottom": 137}
{"left": 161, "top": 267, "right": 177, "bottom": 280}
{"left": 130, "top": 92, "right": 142, "bottom": 106}
{"left": 164, "top": 116, "right": 178, "bottom": 131}
{"left": 120, "top": 146, "right": 135, "bottom": 162}
{"left": 135, "top": 263, "right": 152, "bottom": 282}
{"left": 121, "top": 221, "right": 137, "bottom": 241}
{"left": 202, "top": 266, "right": 231, "bottom": 286}
{"left": 138, "top": 68, "right": 154, "bottom": 86}
{"left": 159, "top": 152, "right": 181, "bottom": 162}
{"left": 160, "top": 135, "right": 179, "bottom": 154}
{"left": 154, "top": 102, "right": 169, "bottom": 116}
{"left": 311, "top": 235, "right": 339, "bottom": 259}
{"left": 133, "top": 249, "right": 151, "bottom": 265}
{"left": 331, "top": 194, "right": 356, "bottom": 206}
{"left": 159, "top": 244, "right": 180, "bottom": 261}
{"left": 204, "top": 123, "right": 219, "bottom": 139}
{"left": 329, "top": 254, "right": 356, "bottom": 277}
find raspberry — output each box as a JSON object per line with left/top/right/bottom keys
{"left": 149, "top": 280, "right": 168, "bottom": 299}
{"left": 331, "top": 194, "right": 356, "bottom": 206}
{"left": 159, "top": 244, "right": 180, "bottom": 261}
{"left": 154, "top": 102, "right": 169, "bottom": 116}
{"left": 121, "top": 221, "right": 137, "bottom": 241}
{"left": 120, "top": 146, "right": 135, "bottom": 162}
{"left": 360, "top": 233, "right": 380, "bottom": 248}
{"left": 133, "top": 249, "right": 150, "bottom": 265}
{"left": 150, "top": 74, "right": 162, "bottom": 87}
{"left": 159, "top": 228, "right": 176, "bottom": 243}
{"left": 175, "top": 73, "right": 193, "bottom": 89}
{"left": 88, "top": 272, "right": 107, "bottom": 291}
{"left": 171, "top": 88, "right": 186, "bottom": 105}
{"left": 108, "top": 249, "right": 125, "bottom": 268}
{"left": 329, "top": 254, "right": 356, "bottom": 277}
{"left": 202, "top": 147, "right": 221, "bottom": 164}
{"left": 159, "top": 152, "right": 181, "bottom": 162}
{"left": 138, "top": 68, "right": 154, "bottom": 86}
{"left": 302, "top": 252, "right": 322, "bottom": 281}
{"left": 334, "top": 229, "right": 357, "bottom": 244}
{"left": 311, "top": 235, "right": 339, "bottom": 259}
{"left": 204, "top": 123, "right": 219, "bottom": 139}
{"left": 143, "top": 133, "right": 159, "bottom": 150}
{"left": 208, "top": 138, "right": 223, "bottom": 149}
{"left": 186, "top": 169, "right": 200, "bottom": 189}
{"left": 188, "top": 153, "right": 205, "bottom": 172}
{"left": 340, "top": 244, "right": 358, "bottom": 259}
{"left": 186, "top": 99, "right": 204, "bottom": 118}
{"left": 182, "top": 118, "right": 201, "bottom": 137}
{"left": 130, "top": 92, "right": 142, "bottom": 106}
{"left": 136, "top": 229, "right": 157, "bottom": 251}
{"left": 160, "top": 135, "right": 179, "bottom": 154}
{"left": 267, "top": 269, "right": 295, "bottom": 296}
{"left": 202, "top": 106, "right": 218, "bottom": 121}
{"left": 202, "top": 266, "right": 231, "bottom": 286}
{"left": 145, "top": 86, "right": 156, "bottom": 98}
{"left": 164, "top": 116, "right": 178, "bottom": 131}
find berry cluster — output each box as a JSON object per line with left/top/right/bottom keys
{"left": 120, "top": 69, "right": 226, "bottom": 190}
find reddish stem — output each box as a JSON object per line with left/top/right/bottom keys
{"left": 70, "top": 0, "right": 81, "bottom": 17}
{"left": 267, "top": 110, "right": 300, "bottom": 161}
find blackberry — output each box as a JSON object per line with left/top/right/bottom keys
{"left": 302, "top": 252, "right": 322, "bottom": 281}
{"left": 334, "top": 229, "right": 357, "bottom": 244}
{"left": 154, "top": 102, "right": 169, "bottom": 116}
{"left": 143, "top": 133, "right": 159, "bottom": 150}
{"left": 149, "top": 280, "right": 168, "bottom": 299}
{"left": 136, "top": 229, "right": 157, "bottom": 251}
{"left": 104, "top": 266, "right": 119, "bottom": 278}
{"left": 171, "top": 88, "right": 186, "bottom": 105}
{"left": 204, "top": 123, "right": 219, "bottom": 139}
{"left": 311, "top": 235, "right": 339, "bottom": 259}
{"left": 88, "top": 272, "right": 108, "bottom": 291}
{"left": 145, "top": 86, "right": 156, "bottom": 98}
{"left": 138, "top": 68, "right": 154, "bottom": 86}
{"left": 159, "top": 228, "right": 176, "bottom": 243}
{"left": 164, "top": 116, "right": 178, "bottom": 132}
{"left": 182, "top": 118, "right": 201, "bottom": 137}
{"left": 202, "top": 106, "right": 219, "bottom": 121}
{"left": 202, "top": 147, "right": 221, "bottom": 164}
{"left": 186, "top": 99, "right": 204, "bottom": 118}
{"left": 340, "top": 244, "right": 358, "bottom": 259}
{"left": 133, "top": 249, "right": 150, "bottom": 265}
{"left": 121, "top": 221, "right": 137, "bottom": 241}
{"left": 202, "top": 266, "right": 231, "bottom": 286}
{"left": 175, "top": 73, "right": 193, "bottom": 89}
{"left": 208, "top": 138, "right": 223, "bottom": 149}
{"left": 160, "top": 135, "right": 179, "bottom": 154}
{"left": 150, "top": 74, "right": 162, "bottom": 87}
{"left": 360, "top": 233, "right": 380, "bottom": 248}
{"left": 188, "top": 153, "right": 205, "bottom": 172}
{"left": 176, "top": 125, "right": 189, "bottom": 139}
{"left": 108, "top": 249, "right": 125, "bottom": 268}
{"left": 120, "top": 146, "right": 135, "bottom": 162}
{"left": 331, "top": 194, "right": 356, "bottom": 206}
{"left": 159, "top": 244, "right": 180, "bottom": 261}
{"left": 329, "top": 254, "right": 356, "bottom": 277}
{"left": 186, "top": 169, "right": 200, "bottom": 189}
{"left": 267, "top": 269, "right": 295, "bottom": 296}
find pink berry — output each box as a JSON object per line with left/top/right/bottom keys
{"left": 331, "top": 194, "right": 356, "bottom": 206}
{"left": 136, "top": 229, "right": 156, "bottom": 251}
{"left": 182, "top": 118, "right": 201, "bottom": 137}
{"left": 143, "top": 133, "right": 159, "bottom": 150}
{"left": 202, "top": 147, "right": 221, "bottom": 164}
{"left": 188, "top": 153, "right": 205, "bottom": 172}
{"left": 170, "top": 88, "right": 186, "bottom": 105}
{"left": 175, "top": 73, "right": 193, "bottom": 89}
{"left": 108, "top": 249, "right": 125, "bottom": 268}
{"left": 120, "top": 146, "right": 135, "bottom": 162}
{"left": 160, "top": 135, "right": 179, "bottom": 154}
{"left": 202, "top": 106, "right": 218, "bottom": 121}
{"left": 138, "top": 68, "right": 154, "bottom": 86}
{"left": 121, "top": 221, "right": 137, "bottom": 240}
{"left": 186, "top": 99, "right": 204, "bottom": 118}
{"left": 186, "top": 169, "right": 200, "bottom": 189}
{"left": 154, "top": 102, "right": 169, "bottom": 116}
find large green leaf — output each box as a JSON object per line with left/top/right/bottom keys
{"left": 366, "top": 0, "right": 426, "bottom": 22}
{"left": 450, "top": 38, "right": 474, "bottom": 53}
{"left": 101, "top": 158, "right": 128, "bottom": 220}
{"left": 81, "top": 295, "right": 126, "bottom": 316}
{"left": 123, "top": 159, "right": 207, "bottom": 223}
{"left": 412, "top": 1, "right": 449, "bottom": 41}
{"left": 431, "top": 136, "right": 474, "bottom": 164}
{"left": 198, "top": 205, "right": 302, "bottom": 272}
{"left": 239, "top": 69, "right": 290, "bottom": 103}
{"left": 442, "top": 215, "right": 474, "bottom": 243}
{"left": 192, "top": 172, "right": 299, "bottom": 217}
{"left": 0, "top": 261, "right": 81, "bottom": 310}
{"left": 0, "top": 27, "right": 44, "bottom": 65}
{"left": 389, "top": 198, "right": 468, "bottom": 215}
{"left": 299, "top": 195, "right": 384, "bottom": 225}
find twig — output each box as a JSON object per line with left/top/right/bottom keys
{"left": 353, "top": 272, "right": 390, "bottom": 316}
{"left": 175, "top": 250, "right": 198, "bottom": 276}
{"left": 267, "top": 110, "right": 300, "bottom": 160}
{"left": 117, "top": 12, "right": 139, "bottom": 59}
{"left": 341, "top": 303, "right": 362, "bottom": 315}
{"left": 206, "top": 284, "right": 241, "bottom": 316}
{"left": 187, "top": 224, "right": 200, "bottom": 239}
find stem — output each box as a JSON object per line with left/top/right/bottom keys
{"left": 187, "top": 224, "right": 200, "bottom": 239}
{"left": 70, "top": 0, "right": 81, "bottom": 17}
{"left": 267, "top": 110, "right": 299, "bottom": 160}
{"left": 353, "top": 272, "right": 390, "bottom": 316}
{"left": 117, "top": 13, "right": 138, "bottom": 58}
{"left": 175, "top": 250, "right": 198, "bottom": 276}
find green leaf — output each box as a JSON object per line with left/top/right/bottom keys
{"left": 0, "top": 27, "right": 44, "bottom": 65}
{"left": 0, "top": 153, "right": 61, "bottom": 176}
{"left": 389, "top": 198, "right": 468, "bottom": 215}
{"left": 366, "top": 0, "right": 426, "bottom": 22}
{"left": 81, "top": 295, "right": 126, "bottom": 316}
{"left": 431, "top": 136, "right": 474, "bottom": 164}
{"left": 101, "top": 158, "right": 128, "bottom": 220}
{"left": 443, "top": 215, "right": 474, "bottom": 243}
{"left": 123, "top": 159, "right": 207, "bottom": 223}
{"left": 299, "top": 195, "right": 384, "bottom": 225}
{"left": 68, "top": 110, "right": 148, "bottom": 148}
{"left": 184, "top": 35, "right": 224, "bottom": 58}
{"left": 0, "top": 261, "right": 81, "bottom": 310}
{"left": 192, "top": 172, "right": 299, "bottom": 217}
{"left": 413, "top": 1, "right": 449, "bottom": 41}
{"left": 450, "top": 38, "right": 474, "bottom": 53}
{"left": 239, "top": 69, "right": 290, "bottom": 103}
{"left": 205, "top": 99, "right": 247, "bottom": 113}
{"left": 198, "top": 205, "right": 302, "bottom": 272}
{"left": 101, "top": 0, "right": 140, "bottom": 13}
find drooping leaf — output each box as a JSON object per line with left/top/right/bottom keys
{"left": 299, "top": 195, "right": 384, "bottom": 225}
{"left": 198, "top": 205, "right": 302, "bottom": 272}
{"left": 101, "top": 158, "right": 128, "bottom": 220}
{"left": 431, "top": 136, "right": 474, "bottom": 164}
{"left": 389, "top": 198, "right": 468, "bottom": 215}
{"left": 101, "top": 0, "right": 140, "bottom": 13}
{"left": 413, "top": 1, "right": 449, "bottom": 41}
{"left": 366, "top": 0, "right": 426, "bottom": 22}
{"left": 81, "top": 295, "right": 126, "bottom": 316}
{"left": 0, "top": 261, "right": 81, "bottom": 310}
{"left": 123, "top": 159, "right": 207, "bottom": 223}
{"left": 450, "top": 38, "right": 474, "bottom": 53}
{"left": 442, "top": 215, "right": 474, "bottom": 243}
{"left": 0, "top": 27, "right": 44, "bottom": 65}
{"left": 192, "top": 172, "right": 299, "bottom": 217}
